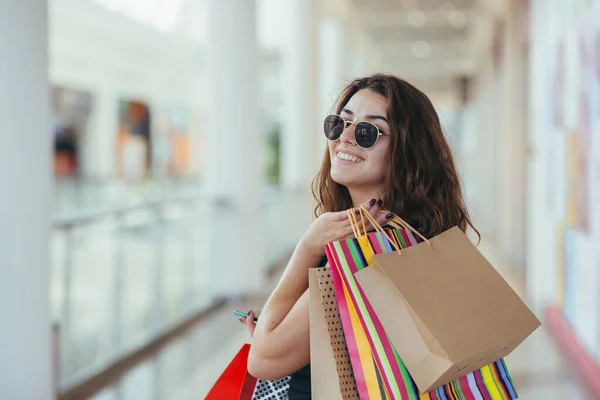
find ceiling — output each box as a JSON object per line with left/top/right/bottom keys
{"left": 75, "top": 0, "right": 502, "bottom": 101}
{"left": 347, "top": 0, "right": 500, "bottom": 94}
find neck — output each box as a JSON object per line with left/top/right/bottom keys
{"left": 349, "top": 186, "right": 383, "bottom": 208}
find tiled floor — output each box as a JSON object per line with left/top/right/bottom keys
{"left": 95, "top": 243, "right": 595, "bottom": 400}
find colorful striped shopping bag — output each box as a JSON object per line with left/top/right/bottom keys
{"left": 324, "top": 210, "right": 519, "bottom": 400}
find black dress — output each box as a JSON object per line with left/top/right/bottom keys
{"left": 287, "top": 364, "right": 312, "bottom": 399}
{"left": 287, "top": 256, "right": 328, "bottom": 399}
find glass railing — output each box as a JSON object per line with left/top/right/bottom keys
{"left": 51, "top": 187, "right": 211, "bottom": 390}
{"left": 51, "top": 181, "right": 313, "bottom": 393}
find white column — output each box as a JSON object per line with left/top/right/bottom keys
{"left": 525, "top": 0, "right": 558, "bottom": 310}
{"left": 317, "top": 18, "right": 346, "bottom": 169}
{"left": 281, "top": 0, "right": 320, "bottom": 192}
{"left": 89, "top": 82, "right": 118, "bottom": 179}
{"left": 497, "top": 0, "right": 527, "bottom": 265}
{"left": 205, "top": 0, "right": 265, "bottom": 295}
{"left": 0, "top": 1, "right": 53, "bottom": 399}
{"left": 472, "top": 64, "right": 501, "bottom": 238}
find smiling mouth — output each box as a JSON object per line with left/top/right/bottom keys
{"left": 336, "top": 151, "right": 365, "bottom": 163}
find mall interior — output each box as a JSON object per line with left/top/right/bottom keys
{"left": 2, "top": 0, "right": 600, "bottom": 399}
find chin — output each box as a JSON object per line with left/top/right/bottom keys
{"left": 330, "top": 170, "right": 359, "bottom": 187}
{"left": 331, "top": 168, "right": 381, "bottom": 191}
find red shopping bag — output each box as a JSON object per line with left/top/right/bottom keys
{"left": 206, "top": 344, "right": 258, "bottom": 400}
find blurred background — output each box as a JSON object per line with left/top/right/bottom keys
{"left": 1, "top": 0, "right": 599, "bottom": 399}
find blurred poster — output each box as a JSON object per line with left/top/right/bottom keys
{"left": 565, "top": 131, "right": 591, "bottom": 232}
{"left": 576, "top": 16, "right": 593, "bottom": 233}
{"left": 592, "top": 0, "right": 600, "bottom": 361}
{"left": 536, "top": 0, "right": 600, "bottom": 358}
{"left": 152, "top": 107, "right": 191, "bottom": 177}
{"left": 590, "top": 0, "right": 600, "bottom": 124}
{"left": 116, "top": 100, "right": 151, "bottom": 182}
{"left": 591, "top": 124, "right": 600, "bottom": 243}
{"left": 51, "top": 86, "right": 93, "bottom": 177}
{"left": 591, "top": 0, "right": 600, "bottom": 237}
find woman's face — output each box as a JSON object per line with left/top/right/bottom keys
{"left": 329, "top": 89, "right": 391, "bottom": 190}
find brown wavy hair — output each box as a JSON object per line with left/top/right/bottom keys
{"left": 312, "top": 73, "right": 478, "bottom": 239}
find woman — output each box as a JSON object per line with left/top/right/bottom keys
{"left": 240, "top": 74, "right": 478, "bottom": 399}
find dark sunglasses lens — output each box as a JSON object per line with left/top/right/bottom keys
{"left": 355, "top": 122, "right": 379, "bottom": 148}
{"left": 324, "top": 115, "right": 344, "bottom": 140}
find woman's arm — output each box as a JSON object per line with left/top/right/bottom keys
{"left": 246, "top": 199, "right": 389, "bottom": 380}
{"left": 247, "top": 242, "right": 320, "bottom": 380}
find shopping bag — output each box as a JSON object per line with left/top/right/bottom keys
{"left": 309, "top": 267, "right": 360, "bottom": 399}
{"left": 355, "top": 210, "right": 541, "bottom": 393}
{"left": 325, "top": 209, "right": 520, "bottom": 399}
{"left": 206, "top": 344, "right": 257, "bottom": 400}
{"left": 206, "top": 343, "right": 290, "bottom": 400}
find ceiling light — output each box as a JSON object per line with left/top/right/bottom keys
{"left": 408, "top": 11, "right": 427, "bottom": 28}
{"left": 449, "top": 11, "right": 467, "bottom": 29}
{"left": 411, "top": 41, "right": 431, "bottom": 58}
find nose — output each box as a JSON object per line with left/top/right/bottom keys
{"left": 339, "top": 121, "right": 356, "bottom": 145}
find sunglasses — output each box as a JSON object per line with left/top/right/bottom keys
{"left": 324, "top": 114, "right": 389, "bottom": 149}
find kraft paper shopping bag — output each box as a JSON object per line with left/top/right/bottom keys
{"left": 355, "top": 212, "right": 540, "bottom": 393}
{"left": 324, "top": 209, "right": 519, "bottom": 399}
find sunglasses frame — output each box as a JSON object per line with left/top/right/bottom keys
{"left": 324, "top": 114, "right": 388, "bottom": 150}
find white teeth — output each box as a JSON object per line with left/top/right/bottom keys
{"left": 337, "top": 152, "right": 363, "bottom": 162}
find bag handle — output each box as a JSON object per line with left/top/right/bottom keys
{"left": 347, "top": 207, "right": 378, "bottom": 238}
{"left": 356, "top": 206, "right": 403, "bottom": 255}
{"left": 385, "top": 216, "right": 410, "bottom": 231}
{"left": 356, "top": 206, "right": 431, "bottom": 248}
{"left": 390, "top": 215, "right": 430, "bottom": 246}
{"left": 346, "top": 209, "right": 359, "bottom": 238}
{"left": 348, "top": 208, "right": 368, "bottom": 237}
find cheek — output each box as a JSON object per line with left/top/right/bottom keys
{"left": 328, "top": 142, "right": 336, "bottom": 157}
{"left": 367, "top": 146, "right": 389, "bottom": 176}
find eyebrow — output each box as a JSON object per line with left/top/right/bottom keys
{"left": 341, "top": 108, "right": 389, "bottom": 123}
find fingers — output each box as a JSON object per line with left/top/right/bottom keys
{"left": 357, "top": 197, "right": 379, "bottom": 212}
{"left": 355, "top": 208, "right": 394, "bottom": 234}
{"left": 239, "top": 310, "right": 256, "bottom": 338}
{"left": 340, "top": 224, "right": 357, "bottom": 240}
{"left": 331, "top": 198, "right": 380, "bottom": 222}
{"left": 366, "top": 198, "right": 383, "bottom": 216}
{"left": 246, "top": 311, "right": 256, "bottom": 336}
{"left": 331, "top": 209, "right": 358, "bottom": 222}
{"left": 375, "top": 211, "right": 394, "bottom": 226}
{"left": 330, "top": 198, "right": 392, "bottom": 240}
{"left": 353, "top": 198, "right": 381, "bottom": 229}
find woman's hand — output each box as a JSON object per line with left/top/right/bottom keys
{"left": 239, "top": 310, "right": 256, "bottom": 337}
{"left": 298, "top": 198, "right": 392, "bottom": 258}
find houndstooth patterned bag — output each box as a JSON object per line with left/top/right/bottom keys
{"left": 251, "top": 376, "right": 290, "bottom": 400}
